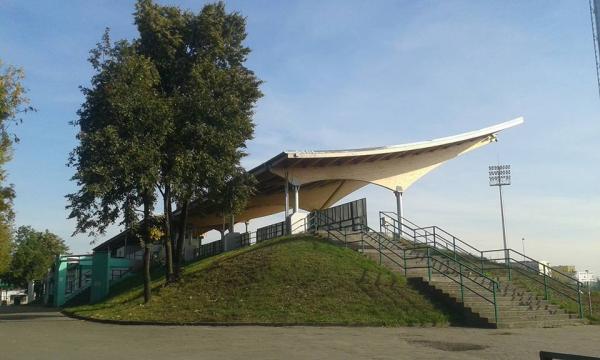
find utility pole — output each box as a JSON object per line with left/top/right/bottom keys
{"left": 489, "top": 164, "right": 511, "bottom": 266}
{"left": 522, "top": 237, "right": 525, "bottom": 261}
{"left": 587, "top": 270, "right": 593, "bottom": 317}
{"left": 589, "top": 0, "right": 600, "bottom": 99}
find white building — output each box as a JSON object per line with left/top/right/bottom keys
{"left": 521, "top": 260, "right": 552, "bottom": 277}
{"left": 1, "top": 289, "right": 28, "bottom": 305}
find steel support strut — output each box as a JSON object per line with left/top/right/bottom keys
{"left": 394, "top": 187, "right": 403, "bottom": 238}
{"left": 284, "top": 172, "right": 289, "bottom": 221}
{"left": 293, "top": 184, "right": 300, "bottom": 213}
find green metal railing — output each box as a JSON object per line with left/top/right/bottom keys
{"left": 316, "top": 217, "right": 499, "bottom": 323}
{"left": 380, "top": 212, "right": 487, "bottom": 280}
{"left": 380, "top": 212, "right": 483, "bottom": 259}
{"left": 379, "top": 211, "right": 584, "bottom": 319}
{"left": 481, "top": 248, "right": 584, "bottom": 318}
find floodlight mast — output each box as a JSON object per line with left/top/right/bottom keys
{"left": 489, "top": 164, "right": 511, "bottom": 266}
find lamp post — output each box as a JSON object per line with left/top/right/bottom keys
{"left": 489, "top": 164, "right": 511, "bottom": 266}
{"left": 521, "top": 237, "right": 525, "bottom": 261}
{"left": 586, "top": 270, "right": 593, "bottom": 317}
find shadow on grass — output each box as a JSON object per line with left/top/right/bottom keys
{"left": 68, "top": 236, "right": 303, "bottom": 313}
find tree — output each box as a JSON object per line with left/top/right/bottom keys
{"left": 0, "top": 221, "right": 10, "bottom": 276}
{"left": 134, "top": 0, "right": 262, "bottom": 279}
{"left": 69, "top": 0, "right": 262, "bottom": 306}
{"left": 0, "top": 60, "right": 33, "bottom": 276}
{"left": 8, "top": 226, "right": 68, "bottom": 287}
{"left": 214, "top": 167, "right": 256, "bottom": 233}
{"left": 67, "top": 34, "right": 169, "bottom": 303}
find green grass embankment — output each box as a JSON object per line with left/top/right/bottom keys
{"left": 66, "top": 235, "right": 449, "bottom": 326}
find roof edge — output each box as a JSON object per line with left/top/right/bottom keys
{"left": 283, "top": 117, "right": 524, "bottom": 159}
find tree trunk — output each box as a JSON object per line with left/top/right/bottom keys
{"left": 142, "top": 191, "right": 152, "bottom": 304}
{"left": 162, "top": 184, "right": 174, "bottom": 283}
{"left": 173, "top": 199, "right": 189, "bottom": 280}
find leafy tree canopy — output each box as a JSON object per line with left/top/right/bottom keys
{"left": 67, "top": 35, "right": 169, "bottom": 236}
{"left": 8, "top": 226, "right": 69, "bottom": 287}
{"left": 0, "top": 60, "right": 32, "bottom": 276}
{"left": 68, "top": 1, "right": 262, "bottom": 288}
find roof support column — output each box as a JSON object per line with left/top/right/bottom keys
{"left": 395, "top": 186, "right": 404, "bottom": 238}
{"left": 284, "top": 171, "right": 290, "bottom": 234}
{"left": 293, "top": 185, "right": 300, "bottom": 213}
{"left": 284, "top": 171, "right": 289, "bottom": 218}
{"left": 288, "top": 183, "right": 305, "bottom": 235}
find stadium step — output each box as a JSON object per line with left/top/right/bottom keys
{"left": 316, "top": 228, "right": 587, "bottom": 328}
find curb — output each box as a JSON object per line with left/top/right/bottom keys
{"left": 60, "top": 310, "right": 440, "bottom": 327}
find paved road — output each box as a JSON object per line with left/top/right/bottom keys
{"left": 0, "top": 306, "right": 599, "bottom": 359}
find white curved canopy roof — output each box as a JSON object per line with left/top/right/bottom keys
{"left": 285, "top": 117, "right": 523, "bottom": 158}
{"left": 188, "top": 117, "right": 523, "bottom": 230}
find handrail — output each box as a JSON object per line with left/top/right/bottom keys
{"left": 382, "top": 210, "right": 583, "bottom": 318}
{"left": 380, "top": 211, "right": 482, "bottom": 258}
{"left": 324, "top": 227, "right": 409, "bottom": 272}
{"left": 483, "top": 250, "right": 582, "bottom": 292}
{"left": 321, "top": 219, "right": 499, "bottom": 323}
{"left": 482, "top": 249, "right": 582, "bottom": 305}
{"left": 382, "top": 212, "right": 583, "bottom": 288}
{"left": 482, "top": 248, "right": 582, "bottom": 285}
{"left": 296, "top": 206, "right": 586, "bottom": 321}
{"left": 380, "top": 215, "right": 486, "bottom": 279}
{"left": 380, "top": 211, "right": 421, "bottom": 229}
{"left": 409, "top": 245, "right": 498, "bottom": 289}
{"left": 418, "top": 225, "right": 482, "bottom": 256}
{"left": 376, "top": 224, "right": 497, "bottom": 287}
{"left": 290, "top": 213, "right": 312, "bottom": 234}
{"left": 368, "top": 225, "right": 498, "bottom": 322}
{"left": 485, "top": 255, "right": 582, "bottom": 318}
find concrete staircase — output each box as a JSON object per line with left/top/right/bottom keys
{"left": 317, "top": 230, "right": 586, "bottom": 328}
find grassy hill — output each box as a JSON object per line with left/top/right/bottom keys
{"left": 66, "top": 235, "right": 449, "bottom": 326}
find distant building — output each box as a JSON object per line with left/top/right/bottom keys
{"left": 553, "top": 265, "right": 576, "bottom": 275}
{"left": 1, "top": 289, "right": 28, "bottom": 305}
{"left": 551, "top": 265, "right": 577, "bottom": 282}
{"left": 520, "top": 260, "right": 552, "bottom": 277}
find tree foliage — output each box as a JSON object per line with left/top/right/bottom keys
{"left": 68, "top": 0, "right": 262, "bottom": 302}
{"left": 8, "top": 226, "right": 68, "bottom": 287}
{"left": 67, "top": 34, "right": 168, "bottom": 236}
{"left": 68, "top": 33, "right": 170, "bottom": 302}
{"left": 0, "top": 60, "right": 32, "bottom": 276}
{"left": 212, "top": 167, "right": 256, "bottom": 229}
{"left": 133, "top": 0, "right": 262, "bottom": 278}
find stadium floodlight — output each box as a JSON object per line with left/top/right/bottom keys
{"left": 489, "top": 164, "right": 511, "bottom": 264}
{"left": 489, "top": 164, "right": 511, "bottom": 186}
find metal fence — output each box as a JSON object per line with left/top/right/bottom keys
{"left": 197, "top": 239, "right": 224, "bottom": 260}
{"left": 311, "top": 198, "right": 367, "bottom": 230}
{"left": 256, "top": 221, "right": 286, "bottom": 243}
{"left": 240, "top": 232, "right": 256, "bottom": 247}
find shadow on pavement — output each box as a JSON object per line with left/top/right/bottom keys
{"left": 0, "top": 305, "right": 67, "bottom": 321}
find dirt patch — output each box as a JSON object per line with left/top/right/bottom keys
{"left": 408, "top": 339, "right": 488, "bottom": 352}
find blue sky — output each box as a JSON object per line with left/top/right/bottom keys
{"left": 1, "top": 1, "right": 599, "bottom": 275}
